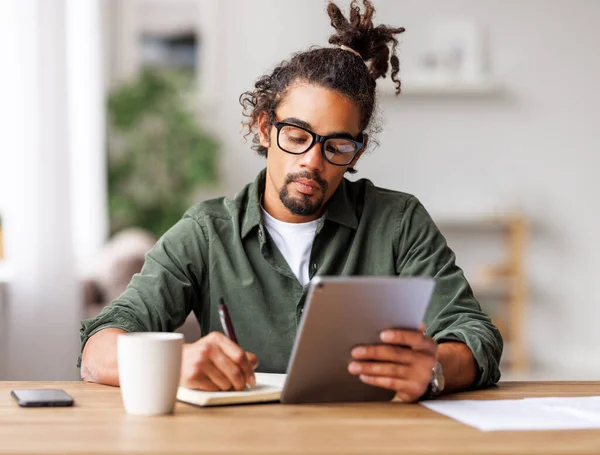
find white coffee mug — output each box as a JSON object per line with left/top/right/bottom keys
{"left": 117, "top": 332, "right": 184, "bottom": 416}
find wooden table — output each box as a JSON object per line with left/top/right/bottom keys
{"left": 2, "top": 381, "right": 600, "bottom": 454}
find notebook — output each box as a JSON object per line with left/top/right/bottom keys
{"left": 176, "top": 373, "right": 287, "bottom": 407}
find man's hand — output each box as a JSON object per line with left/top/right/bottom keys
{"left": 348, "top": 324, "right": 437, "bottom": 403}
{"left": 181, "top": 331, "right": 259, "bottom": 392}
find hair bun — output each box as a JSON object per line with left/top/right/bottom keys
{"left": 327, "top": 0, "right": 405, "bottom": 94}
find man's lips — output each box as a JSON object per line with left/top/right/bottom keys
{"left": 292, "top": 179, "right": 321, "bottom": 195}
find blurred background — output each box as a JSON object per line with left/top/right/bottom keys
{"left": 0, "top": 0, "right": 599, "bottom": 381}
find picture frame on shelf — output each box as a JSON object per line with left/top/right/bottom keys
{"left": 378, "top": 19, "right": 502, "bottom": 97}
{"left": 422, "top": 19, "right": 487, "bottom": 82}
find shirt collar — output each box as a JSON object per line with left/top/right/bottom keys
{"left": 321, "top": 177, "right": 358, "bottom": 230}
{"left": 240, "top": 169, "right": 358, "bottom": 239}
{"left": 240, "top": 169, "right": 265, "bottom": 239}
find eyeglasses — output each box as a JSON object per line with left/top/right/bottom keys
{"left": 271, "top": 115, "right": 364, "bottom": 166}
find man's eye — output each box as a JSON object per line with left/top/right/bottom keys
{"left": 289, "top": 136, "right": 308, "bottom": 144}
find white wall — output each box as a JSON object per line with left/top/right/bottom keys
{"left": 208, "top": 0, "right": 600, "bottom": 378}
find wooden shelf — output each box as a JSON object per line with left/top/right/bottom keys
{"left": 436, "top": 214, "right": 520, "bottom": 229}
{"left": 378, "top": 76, "right": 504, "bottom": 97}
{"left": 438, "top": 214, "right": 529, "bottom": 374}
{"left": 500, "top": 341, "right": 515, "bottom": 365}
{"left": 472, "top": 277, "right": 514, "bottom": 299}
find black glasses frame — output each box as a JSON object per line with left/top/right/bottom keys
{"left": 270, "top": 117, "right": 364, "bottom": 167}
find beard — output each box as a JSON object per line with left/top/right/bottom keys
{"left": 279, "top": 171, "right": 329, "bottom": 217}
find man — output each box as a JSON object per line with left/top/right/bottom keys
{"left": 79, "top": 0, "right": 502, "bottom": 403}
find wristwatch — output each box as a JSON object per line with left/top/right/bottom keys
{"left": 426, "top": 361, "right": 445, "bottom": 398}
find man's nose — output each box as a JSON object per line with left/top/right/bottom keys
{"left": 299, "top": 141, "right": 325, "bottom": 170}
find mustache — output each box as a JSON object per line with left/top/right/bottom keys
{"left": 285, "top": 171, "right": 328, "bottom": 192}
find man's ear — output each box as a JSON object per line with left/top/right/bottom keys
{"left": 257, "top": 111, "right": 271, "bottom": 148}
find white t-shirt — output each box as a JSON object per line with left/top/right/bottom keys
{"left": 261, "top": 207, "right": 320, "bottom": 286}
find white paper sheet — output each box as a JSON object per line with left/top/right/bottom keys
{"left": 422, "top": 396, "right": 600, "bottom": 431}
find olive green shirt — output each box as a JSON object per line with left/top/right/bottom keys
{"left": 79, "top": 169, "right": 503, "bottom": 388}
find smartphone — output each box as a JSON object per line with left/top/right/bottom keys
{"left": 11, "top": 389, "right": 74, "bottom": 407}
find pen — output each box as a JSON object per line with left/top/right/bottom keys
{"left": 218, "top": 297, "right": 239, "bottom": 344}
{"left": 219, "top": 297, "right": 253, "bottom": 390}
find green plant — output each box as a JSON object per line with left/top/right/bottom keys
{"left": 107, "top": 68, "right": 219, "bottom": 238}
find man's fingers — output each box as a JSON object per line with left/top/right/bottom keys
{"left": 379, "top": 329, "right": 437, "bottom": 355}
{"left": 348, "top": 361, "right": 411, "bottom": 379}
{"left": 201, "top": 359, "right": 235, "bottom": 391}
{"left": 180, "top": 372, "right": 221, "bottom": 392}
{"left": 349, "top": 360, "right": 433, "bottom": 386}
{"left": 352, "top": 344, "right": 412, "bottom": 364}
{"left": 182, "top": 341, "right": 237, "bottom": 390}
{"left": 209, "top": 345, "right": 250, "bottom": 391}
{"left": 220, "top": 341, "right": 258, "bottom": 384}
{"left": 348, "top": 326, "right": 436, "bottom": 402}
{"left": 205, "top": 332, "right": 256, "bottom": 389}
{"left": 357, "top": 375, "right": 426, "bottom": 403}
{"left": 246, "top": 352, "right": 259, "bottom": 370}
{"left": 351, "top": 344, "right": 436, "bottom": 368}
{"left": 233, "top": 351, "right": 257, "bottom": 387}
{"left": 182, "top": 332, "right": 258, "bottom": 390}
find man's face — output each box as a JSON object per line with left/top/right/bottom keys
{"left": 258, "top": 81, "right": 365, "bottom": 222}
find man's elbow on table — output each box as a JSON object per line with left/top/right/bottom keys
{"left": 80, "top": 327, "right": 127, "bottom": 386}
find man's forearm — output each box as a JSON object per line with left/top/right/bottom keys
{"left": 80, "top": 328, "right": 127, "bottom": 386}
{"left": 437, "top": 342, "right": 477, "bottom": 393}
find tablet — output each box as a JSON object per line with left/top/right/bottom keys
{"left": 280, "top": 276, "right": 435, "bottom": 404}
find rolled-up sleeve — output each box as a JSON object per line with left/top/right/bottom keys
{"left": 396, "top": 197, "right": 503, "bottom": 388}
{"left": 77, "top": 216, "right": 207, "bottom": 367}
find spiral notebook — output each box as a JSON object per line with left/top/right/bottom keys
{"left": 177, "top": 373, "right": 287, "bottom": 407}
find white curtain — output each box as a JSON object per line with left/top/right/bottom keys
{"left": 0, "top": 0, "right": 107, "bottom": 380}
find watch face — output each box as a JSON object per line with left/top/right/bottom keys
{"left": 434, "top": 362, "right": 445, "bottom": 391}
{"left": 430, "top": 377, "right": 440, "bottom": 394}
{"left": 429, "top": 361, "right": 445, "bottom": 395}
